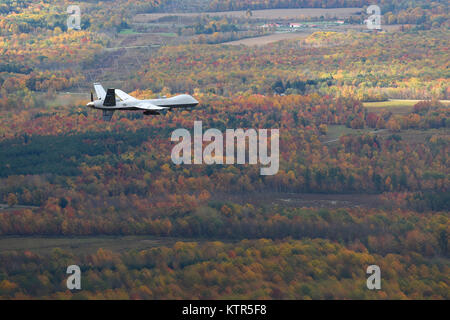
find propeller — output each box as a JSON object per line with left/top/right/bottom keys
{"left": 90, "top": 91, "right": 94, "bottom": 102}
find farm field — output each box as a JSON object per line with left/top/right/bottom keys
{"left": 364, "top": 99, "right": 450, "bottom": 114}
{"left": 129, "top": 7, "right": 368, "bottom": 48}
{"left": 134, "top": 7, "right": 362, "bottom": 22}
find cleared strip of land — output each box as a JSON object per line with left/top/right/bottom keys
{"left": 363, "top": 99, "right": 450, "bottom": 108}
{"left": 0, "top": 203, "right": 39, "bottom": 212}
{"left": 223, "top": 31, "right": 311, "bottom": 46}
{"left": 0, "top": 236, "right": 234, "bottom": 254}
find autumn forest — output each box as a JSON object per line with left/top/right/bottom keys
{"left": 0, "top": 0, "right": 448, "bottom": 300}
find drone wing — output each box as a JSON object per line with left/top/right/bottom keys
{"left": 115, "top": 89, "right": 137, "bottom": 102}
{"left": 136, "top": 102, "right": 168, "bottom": 111}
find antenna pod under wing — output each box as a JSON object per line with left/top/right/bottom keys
{"left": 102, "top": 110, "right": 115, "bottom": 121}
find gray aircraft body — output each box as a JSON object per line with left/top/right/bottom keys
{"left": 87, "top": 83, "right": 199, "bottom": 121}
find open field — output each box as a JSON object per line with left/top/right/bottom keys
{"left": 321, "top": 125, "right": 449, "bottom": 145}
{"left": 0, "top": 236, "right": 234, "bottom": 254}
{"left": 320, "top": 125, "right": 384, "bottom": 143}
{"left": 118, "top": 28, "right": 142, "bottom": 35}
{"left": 364, "top": 99, "right": 450, "bottom": 107}
{"left": 364, "top": 100, "right": 419, "bottom": 115}
{"left": 364, "top": 99, "right": 450, "bottom": 114}
{"left": 363, "top": 100, "right": 422, "bottom": 108}
{"left": 134, "top": 8, "right": 362, "bottom": 22}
